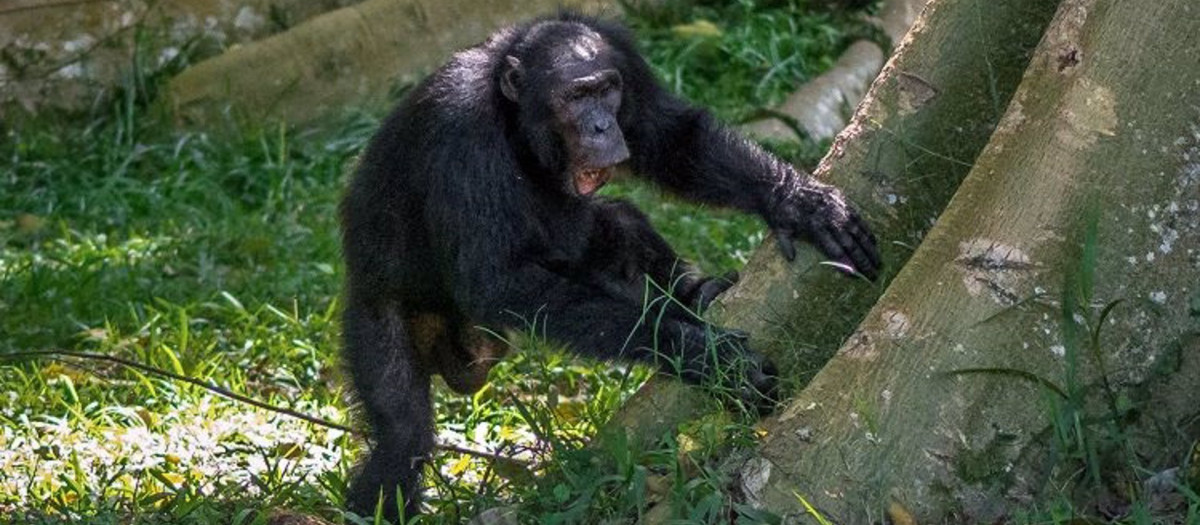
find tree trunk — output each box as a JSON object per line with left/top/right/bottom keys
{"left": 739, "top": 0, "right": 1200, "bottom": 521}
{"left": 606, "top": 0, "right": 1060, "bottom": 448}
{"left": 163, "top": 0, "right": 616, "bottom": 129}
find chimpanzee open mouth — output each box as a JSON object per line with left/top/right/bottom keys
{"left": 574, "top": 166, "right": 615, "bottom": 195}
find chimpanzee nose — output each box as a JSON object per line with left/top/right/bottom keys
{"left": 593, "top": 119, "right": 612, "bottom": 134}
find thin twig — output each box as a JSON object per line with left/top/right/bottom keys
{"left": 6, "top": 350, "right": 359, "bottom": 433}
{"left": 1, "top": 350, "right": 525, "bottom": 466}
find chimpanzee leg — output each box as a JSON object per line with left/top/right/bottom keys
{"left": 343, "top": 299, "right": 433, "bottom": 521}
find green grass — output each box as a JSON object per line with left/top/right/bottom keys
{"left": 624, "top": 0, "right": 869, "bottom": 121}
{"left": 0, "top": 1, "right": 880, "bottom": 522}
{"left": 0, "top": 108, "right": 361, "bottom": 523}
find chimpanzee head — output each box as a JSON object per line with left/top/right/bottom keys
{"left": 500, "top": 21, "right": 630, "bottom": 196}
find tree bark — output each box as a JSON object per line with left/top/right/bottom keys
{"left": 163, "top": 0, "right": 616, "bottom": 129}
{"left": 606, "top": 0, "right": 1061, "bottom": 448}
{"left": 740, "top": 0, "right": 1200, "bottom": 521}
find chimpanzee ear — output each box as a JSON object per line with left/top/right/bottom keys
{"left": 500, "top": 56, "right": 522, "bottom": 102}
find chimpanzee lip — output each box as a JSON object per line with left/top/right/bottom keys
{"left": 574, "top": 166, "right": 615, "bottom": 196}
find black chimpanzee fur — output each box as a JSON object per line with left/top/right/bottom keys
{"left": 339, "top": 12, "right": 880, "bottom": 518}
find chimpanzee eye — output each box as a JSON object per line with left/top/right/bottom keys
{"left": 564, "top": 87, "right": 594, "bottom": 103}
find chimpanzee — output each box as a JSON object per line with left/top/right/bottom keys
{"left": 339, "top": 12, "right": 880, "bottom": 518}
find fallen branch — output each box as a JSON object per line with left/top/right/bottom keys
{"left": 0, "top": 0, "right": 108, "bottom": 17}
{"left": 739, "top": 0, "right": 928, "bottom": 142}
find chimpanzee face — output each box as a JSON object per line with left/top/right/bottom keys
{"left": 550, "top": 66, "right": 628, "bottom": 195}
{"left": 500, "top": 25, "right": 631, "bottom": 196}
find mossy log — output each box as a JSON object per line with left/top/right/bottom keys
{"left": 164, "top": 0, "right": 616, "bottom": 129}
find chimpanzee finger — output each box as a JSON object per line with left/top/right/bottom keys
{"left": 858, "top": 234, "right": 882, "bottom": 276}
{"left": 849, "top": 214, "right": 881, "bottom": 267}
{"left": 813, "top": 229, "right": 853, "bottom": 274}
{"left": 719, "top": 270, "right": 740, "bottom": 286}
{"left": 729, "top": 351, "right": 780, "bottom": 416}
{"left": 847, "top": 212, "right": 875, "bottom": 247}
{"left": 694, "top": 271, "right": 740, "bottom": 312}
{"left": 724, "top": 328, "right": 750, "bottom": 342}
{"left": 833, "top": 226, "right": 877, "bottom": 280}
{"left": 774, "top": 229, "right": 797, "bottom": 261}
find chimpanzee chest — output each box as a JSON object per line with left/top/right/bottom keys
{"left": 529, "top": 198, "right": 598, "bottom": 274}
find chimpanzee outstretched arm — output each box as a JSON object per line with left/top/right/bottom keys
{"left": 423, "top": 175, "right": 775, "bottom": 405}
{"left": 625, "top": 90, "right": 881, "bottom": 280}
{"left": 472, "top": 260, "right": 775, "bottom": 407}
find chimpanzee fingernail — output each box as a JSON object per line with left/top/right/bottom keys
{"left": 777, "top": 235, "right": 796, "bottom": 261}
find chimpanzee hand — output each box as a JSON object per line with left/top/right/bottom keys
{"left": 714, "top": 330, "right": 779, "bottom": 416}
{"left": 765, "top": 182, "right": 881, "bottom": 280}
{"left": 670, "top": 325, "right": 780, "bottom": 416}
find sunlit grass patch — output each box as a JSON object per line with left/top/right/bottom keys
{"left": 0, "top": 396, "right": 350, "bottom": 520}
